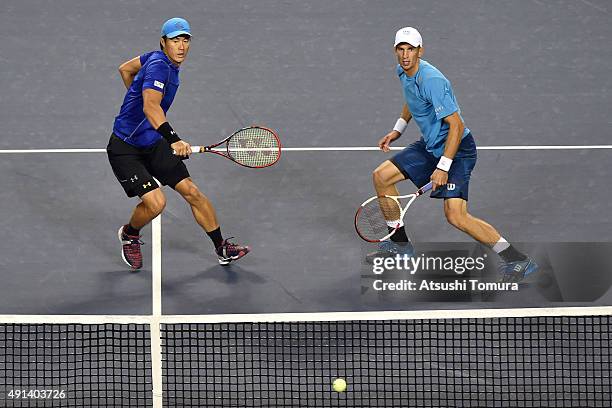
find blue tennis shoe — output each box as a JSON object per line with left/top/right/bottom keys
{"left": 498, "top": 258, "right": 539, "bottom": 283}
{"left": 365, "top": 240, "right": 415, "bottom": 264}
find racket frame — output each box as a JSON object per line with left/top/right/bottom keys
{"left": 355, "top": 181, "right": 433, "bottom": 243}
{"left": 190, "top": 125, "right": 281, "bottom": 168}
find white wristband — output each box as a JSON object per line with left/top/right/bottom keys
{"left": 392, "top": 118, "right": 408, "bottom": 134}
{"left": 437, "top": 156, "right": 453, "bottom": 172}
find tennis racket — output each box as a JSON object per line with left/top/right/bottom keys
{"left": 354, "top": 181, "right": 433, "bottom": 242}
{"left": 176, "top": 126, "right": 281, "bottom": 168}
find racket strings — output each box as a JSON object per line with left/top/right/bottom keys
{"left": 227, "top": 128, "right": 280, "bottom": 167}
{"left": 356, "top": 197, "right": 402, "bottom": 241}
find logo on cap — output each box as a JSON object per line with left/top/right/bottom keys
{"left": 161, "top": 17, "right": 191, "bottom": 38}
{"left": 394, "top": 26, "right": 422, "bottom": 47}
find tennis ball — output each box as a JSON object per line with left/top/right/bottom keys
{"left": 332, "top": 378, "right": 347, "bottom": 392}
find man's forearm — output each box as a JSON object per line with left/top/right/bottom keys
{"left": 118, "top": 56, "right": 142, "bottom": 89}
{"left": 442, "top": 127, "right": 462, "bottom": 159}
{"left": 120, "top": 71, "right": 135, "bottom": 89}
{"left": 145, "top": 106, "right": 181, "bottom": 145}
{"left": 392, "top": 104, "right": 413, "bottom": 137}
{"left": 400, "top": 103, "right": 412, "bottom": 122}
{"left": 143, "top": 104, "right": 167, "bottom": 129}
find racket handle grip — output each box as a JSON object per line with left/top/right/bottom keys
{"left": 419, "top": 181, "right": 433, "bottom": 194}
{"left": 172, "top": 146, "right": 203, "bottom": 155}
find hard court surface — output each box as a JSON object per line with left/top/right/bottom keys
{"left": 1, "top": 0, "right": 611, "bottom": 315}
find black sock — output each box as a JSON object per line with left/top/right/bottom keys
{"left": 124, "top": 224, "right": 140, "bottom": 236}
{"left": 390, "top": 226, "right": 411, "bottom": 246}
{"left": 499, "top": 245, "right": 527, "bottom": 263}
{"left": 207, "top": 227, "right": 224, "bottom": 249}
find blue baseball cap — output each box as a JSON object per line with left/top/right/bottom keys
{"left": 161, "top": 17, "right": 191, "bottom": 38}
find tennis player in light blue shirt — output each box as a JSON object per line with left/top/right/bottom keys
{"left": 396, "top": 60, "right": 470, "bottom": 158}
{"left": 368, "top": 27, "right": 538, "bottom": 283}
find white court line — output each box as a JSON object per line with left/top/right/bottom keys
{"left": 151, "top": 214, "right": 163, "bottom": 408}
{"left": 1, "top": 145, "right": 612, "bottom": 154}
{"left": 0, "top": 149, "right": 107, "bottom": 153}
{"left": 3, "top": 305, "right": 612, "bottom": 324}
{"left": 284, "top": 145, "right": 612, "bottom": 151}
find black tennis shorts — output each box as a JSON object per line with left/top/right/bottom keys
{"left": 107, "top": 134, "right": 190, "bottom": 198}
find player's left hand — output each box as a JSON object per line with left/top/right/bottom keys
{"left": 431, "top": 169, "right": 448, "bottom": 191}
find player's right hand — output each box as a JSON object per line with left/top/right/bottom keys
{"left": 171, "top": 140, "right": 192, "bottom": 157}
{"left": 378, "top": 131, "right": 400, "bottom": 152}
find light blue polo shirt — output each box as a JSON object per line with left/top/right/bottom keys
{"left": 397, "top": 59, "right": 470, "bottom": 157}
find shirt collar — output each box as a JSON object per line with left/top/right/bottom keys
{"left": 405, "top": 60, "right": 423, "bottom": 80}
{"left": 160, "top": 52, "right": 180, "bottom": 70}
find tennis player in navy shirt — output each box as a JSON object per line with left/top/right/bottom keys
{"left": 107, "top": 18, "right": 249, "bottom": 269}
{"left": 369, "top": 27, "right": 537, "bottom": 283}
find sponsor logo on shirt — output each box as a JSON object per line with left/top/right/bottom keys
{"left": 154, "top": 80, "right": 165, "bottom": 90}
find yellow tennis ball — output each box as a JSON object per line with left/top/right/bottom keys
{"left": 332, "top": 378, "right": 347, "bottom": 392}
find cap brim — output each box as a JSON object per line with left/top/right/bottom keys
{"left": 394, "top": 40, "right": 420, "bottom": 47}
{"left": 165, "top": 30, "right": 191, "bottom": 38}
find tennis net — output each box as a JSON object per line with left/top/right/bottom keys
{"left": 1, "top": 308, "right": 611, "bottom": 407}
{"left": 0, "top": 316, "right": 152, "bottom": 407}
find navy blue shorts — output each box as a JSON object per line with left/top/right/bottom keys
{"left": 390, "top": 133, "right": 477, "bottom": 200}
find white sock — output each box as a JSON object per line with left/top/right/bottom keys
{"left": 492, "top": 237, "right": 510, "bottom": 253}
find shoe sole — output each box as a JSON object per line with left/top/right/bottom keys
{"left": 117, "top": 227, "right": 141, "bottom": 270}
{"left": 218, "top": 247, "right": 251, "bottom": 265}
